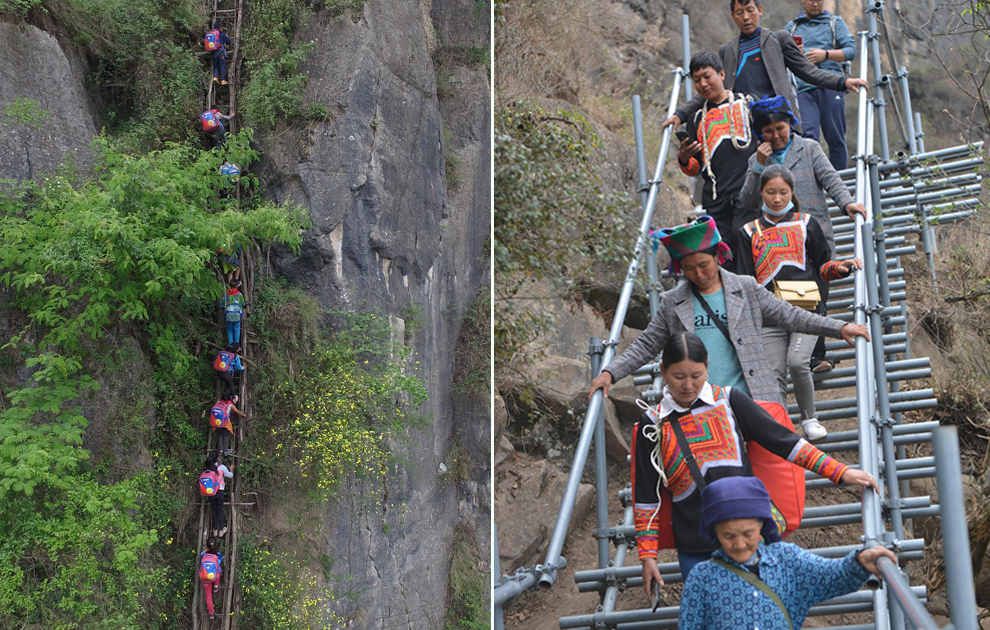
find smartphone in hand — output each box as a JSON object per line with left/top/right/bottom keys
{"left": 652, "top": 580, "right": 661, "bottom": 612}
{"left": 675, "top": 129, "right": 690, "bottom": 143}
{"left": 793, "top": 35, "right": 803, "bottom": 46}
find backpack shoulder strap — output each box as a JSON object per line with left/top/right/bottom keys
{"left": 710, "top": 558, "right": 795, "bottom": 630}
{"left": 787, "top": 20, "right": 797, "bottom": 36}
{"left": 830, "top": 14, "right": 838, "bottom": 47}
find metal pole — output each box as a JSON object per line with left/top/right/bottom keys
{"left": 534, "top": 70, "right": 684, "bottom": 591}
{"left": 868, "top": 159, "right": 894, "bottom": 335}
{"left": 633, "top": 96, "right": 661, "bottom": 319}
{"left": 875, "top": 556, "right": 940, "bottom": 630}
{"left": 682, "top": 13, "right": 692, "bottom": 101}
{"left": 494, "top": 525, "right": 505, "bottom": 630}
{"left": 590, "top": 338, "right": 610, "bottom": 571}
{"left": 934, "top": 426, "right": 980, "bottom": 630}
{"left": 896, "top": 66, "right": 917, "bottom": 154}
{"left": 866, "top": 6, "right": 891, "bottom": 161}
{"left": 914, "top": 112, "right": 926, "bottom": 153}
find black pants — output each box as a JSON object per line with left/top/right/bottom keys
{"left": 216, "top": 427, "right": 232, "bottom": 454}
{"left": 211, "top": 489, "right": 226, "bottom": 531}
{"left": 218, "top": 370, "right": 235, "bottom": 400}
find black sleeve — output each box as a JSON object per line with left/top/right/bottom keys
{"left": 675, "top": 93, "right": 705, "bottom": 126}
{"left": 729, "top": 387, "right": 801, "bottom": 459}
{"left": 806, "top": 217, "right": 831, "bottom": 282}
{"left": 633, "top": 418, "right": 661, "bottom": 506}
{"left": 776, "top": 31, "right": 847, "bottom": 91}
{"left": 736, "top": 225, "right": 757, "bottom": 280}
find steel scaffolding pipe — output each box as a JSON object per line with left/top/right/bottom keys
{"left": 807, "top": 466, "right": 937, "bottom": 490}
{"left": 520, "top": 72, "right": 684, "bottom": 594}
{"left": 934, "top": 427, "right": 980, "bottom": 630}
{"left": 789, "top": 387, "right": 931, "bottom": 415}
{"left": 829, "top": 267, "right": 905, "bottom": 288}
{"left": 790, "top": 398, "right": 936, "bottom": 423}
{"left": 835, "top": 142, "right": 984, "bottom": 179}
{"left": 807, "top": 456, "right": 935, "bottom": 479}
{"left": 875, "top": 555, "right": 940, "bottom": 630}
{"left": 817, "top": 421, "right": 939, "bottom": 446}
{"left": 800, "top": 505, "right": 939, "bottom": 529}
{"left": 802, "top": 495, "right": 929, "bottom": 519}
{"left": 820, "top": 432, "right": 933, "bottom": 454}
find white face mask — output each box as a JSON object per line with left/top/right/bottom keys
{"left": 762, "top": 200, "right": 794, "bottom": 217}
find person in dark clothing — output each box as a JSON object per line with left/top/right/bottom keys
{"left": 211, "top": 22, "right": 233, "bottom": 85}
{"left": 736, "top": 164, "right": 862, "bottom": 440}
{"left": 631, "top": 332, "right": 878, "bottom": 588}
{"left": 202, "top": 456, "right": 227, "bottom": 537}
{"left": 201, "top": 109, "right": 234, "bottom": 149}
{"left": 677, "top": 52, "right": 758, "bottom": 271}
{"left": 661, "top": 0, "right": 867, "bottom": 134}
{"left": 214, "top": 342, "right": 244, "bottom": 400}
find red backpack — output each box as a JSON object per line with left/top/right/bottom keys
{"left": 201, "top": 110, "right": 220, "bottom": 132}
{"left": 210, "top": 400, "right": 231, "bottom": 429}
{"left": 630, "top": 396, "right": 805, "bottom": 549}
{"left": 204, "top": 30, "right": 221, "bottom": 52}
{"left": 213, "top": 350, "right": 233, "bottom": 372}
{"left": 199, "top": 552, "right": 221, "bottom": 580}
{"left": 198, "top": 470, "right": 222, "bottom": 496}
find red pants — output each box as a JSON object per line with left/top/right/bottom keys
{"left": 202, "top": 576, "right": 221, "bottom": 614}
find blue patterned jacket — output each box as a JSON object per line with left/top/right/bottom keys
{"left": 679, "top": 541, "right": 870, "bottom": 630}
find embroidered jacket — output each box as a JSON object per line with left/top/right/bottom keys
{"left": 737, "top": 211, "right": 851, "bottom": 315}
{"left": 679, "top": 541, "right": 870, "bottom": 630}
{"left": 679, "top": 94, "right": 757, "bottom": 206}
{"left": 633, "top": 383, "right": 847, "bottom": 555}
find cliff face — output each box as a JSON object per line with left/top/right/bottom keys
{"left": 0, "top": 0, "right": 490, "bottom": 626}
{"left": 0, "top": 22, "right": 96, "bottom": 181}
{"left": 257, "top": 0, "right": 490, "bottom": 627}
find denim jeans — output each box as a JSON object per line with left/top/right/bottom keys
{"left": 226, "top": 320, "right": 240, "bottom": 346}
{"left": 762, "top": 325, "right": 818, "bottom": 420}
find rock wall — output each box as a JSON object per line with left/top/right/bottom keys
{"left": 257, "top": 0, "right": 490, "bottom": 627}
{"left": 0, "top": 22, "right": 96, "bottom": 182}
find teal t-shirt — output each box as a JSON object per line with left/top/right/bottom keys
{"left": 692, "top": 289, "right": 750, "bottom": 395}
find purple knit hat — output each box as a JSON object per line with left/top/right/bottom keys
{"left": 699, "top": 476, "right": 782, "bottom": 544}
{"left": 650, "top": 215, "right": 732, "bottom": 275}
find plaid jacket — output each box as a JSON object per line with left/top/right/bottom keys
{"left": 604, "top": 270, "right": 845, "bottom": 404}
{"left": 737, "top": 135, "right": 854, "bottom": 256}
{"left": 675, "top": 28, "right": 847, "bottom": 132}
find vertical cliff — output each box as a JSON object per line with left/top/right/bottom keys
{"left": 256, "top": 1, "right": 490, "bottom": 627}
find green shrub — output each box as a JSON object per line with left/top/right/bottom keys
{"left": 238, "top": 538, "right": 337, "bottom": 629}
{"left": 241, "top": 44, "right": 314, "bottom": 130}
{"left": 445, "top": 526, "right": 488, "bottom": 630}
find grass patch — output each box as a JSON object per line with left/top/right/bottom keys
{"left": 445, "top": 525, "right": 488, "bottom": 630}
{"left": 454, "top": 287, "right": 491, "bottom": 400}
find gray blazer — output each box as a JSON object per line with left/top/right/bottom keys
{"left": 604, "top": 270, "right": 846, "bottom": 404}
{"left": 675, "top": 29, "right": 847, "bottom": 131}
{"left": 737, "top": 135, "right": 855, "bottom": 256}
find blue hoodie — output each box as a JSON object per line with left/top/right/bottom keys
{"left": 785, "top": 11, "right": 857, "bottom": 94}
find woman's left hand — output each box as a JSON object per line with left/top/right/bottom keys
{"left": 841, "top": 467, "right": 880, "bottom": 492}
{"left": 839, "top": 323, "right": 870, "bottom": 346}
{"left": 857, "top": 546, "right": 899, "bottom": 576}
{"left": 845, "top": 203, "right": 867, "bottom": 219}
{"left": 837, "top": 258, "right": 863, "bottom": 275}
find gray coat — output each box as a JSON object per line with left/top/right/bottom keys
{"left": 604, "top": 270, "right": 846, "bottom": 404}
{"left": 737, "top": 135, "right": 855, "bottom": 256}
{"left": 675, "top": 29, "right": 847, "bottom": 131}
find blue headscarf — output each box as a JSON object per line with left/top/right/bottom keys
{"left": 699, "top": 476, "right": 782, "bottom": 544}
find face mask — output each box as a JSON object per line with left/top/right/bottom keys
{"left": 762, "top": 200, "right": 794, "bottom": 217}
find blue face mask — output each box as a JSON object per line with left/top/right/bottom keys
{"left": 762, "top": 200, "right": 794, "bottom": 217}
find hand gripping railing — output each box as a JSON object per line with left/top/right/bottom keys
{"left": 493, "top": 67, "right": 684, "bottom": 609}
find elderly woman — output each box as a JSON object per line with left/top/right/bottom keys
{"left": 679, "top": 476, "right": 897, "bottom": 630}
{"left": 631, "top": 332, "right": 876, "bottom": 585}
{"left": 588, "top": 215, "right": 869, "bottom": 406}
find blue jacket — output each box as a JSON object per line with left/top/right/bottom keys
{"left": 785, "top": 11, "right": 856, "bottom": 94}
{"left": 679, "top": 541, "right": 870, "bottom": 630}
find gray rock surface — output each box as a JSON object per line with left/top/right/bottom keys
{"left": 496, "top": 454, "right": 595, "bottom": 572}
{"left": 255, "top": 1, "right": 490, "bottom": 627}
{"left": 0, "top": 23, "right": 95, "bottom": 182}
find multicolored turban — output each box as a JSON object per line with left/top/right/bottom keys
{"left": 650, "top": 215, "right": 732, "bottom": 275}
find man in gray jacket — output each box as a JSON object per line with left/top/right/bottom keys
{"left": 662, "top": 0, "right": 867, "bottom": 134}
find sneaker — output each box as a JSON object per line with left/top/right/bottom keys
{"left": 209, "top": 613, "right": 215, "bottom": 620}
{"left": 802, "top": 418, "right": 828, "bottom": 441}
{"left": 811, "top": 357, "right": 833, "bottom": 373}
{"left": 213, "top": 584, "right": 221, "bottom": 592}
{"left": 221, "top": 80, "right": 228, "bottom": 85}
{"left": 213, "top": 77, "right": 220, "bottom": 83}
{"left": 219, "top": 527, "right": 228, "bottom": 537}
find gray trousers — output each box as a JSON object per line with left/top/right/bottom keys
{"left": 762, "top": 326, "right": 818, "bottom": 420}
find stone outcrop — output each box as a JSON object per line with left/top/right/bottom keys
{"left": 0, "top": 23, "right": 96, "bottom": 182}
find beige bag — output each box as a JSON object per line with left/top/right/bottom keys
{"left": 774, "top": 280, "right": 821, "bottom": 310}
{"left": 751, "top": 221, "right": 821, "bottom": 310}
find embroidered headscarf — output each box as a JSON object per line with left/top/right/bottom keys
{"left": 749, "top": 95, "right": 798, "bottom": 135}
{"left": 650, "top": 215, "right": 732, "bottom": 275}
